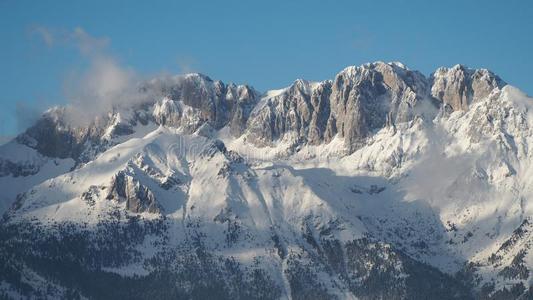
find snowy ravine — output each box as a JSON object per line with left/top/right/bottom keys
{"left": 0, "top": 62, "right": 532, "bottom": 299}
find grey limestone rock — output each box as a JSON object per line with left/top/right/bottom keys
{"left": 430, "top": 64, "right": 505, "bottom": 111}
{"left": 106, "top": 170, "right": 160, "bottom": 214}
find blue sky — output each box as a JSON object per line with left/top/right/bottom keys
{"left": 1, "top": 0, "right": 532, "bottom": 139}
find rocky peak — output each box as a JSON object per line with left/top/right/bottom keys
{"left": 430, "top": 64, "right": 505, "bottom": 111}
{"left": 14, "top": 104, "right": 153, "bottom": 163}
{"left": 246, "top": 78, "right": 333, "bottom": 146}
{"left": 244, "top": 62, "right": 433, "bottom": 151}
{"left": 17, "top": 107, "right": 106, "bottom": 160}
{"left": 6, "top": 62, "right": 510, "bottom": 163}
{"left": 332, "top": 62, "right": 429, "bottom": 146}
{"left": 164, "top": 73, "right": 260, "bottom": 131}
{"left": 12, "top": 73, "right": 260, "bottom": 163}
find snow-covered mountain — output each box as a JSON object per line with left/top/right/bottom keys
{"left": 1, "top": 62, "right": 532, "bottom": 299}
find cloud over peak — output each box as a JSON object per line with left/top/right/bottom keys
{"left": 31, "top": 26, "right": 154, "bottom": 126}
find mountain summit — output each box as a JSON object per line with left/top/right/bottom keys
{"left": 1, "top": 62, "right": 532, "bottom": 299}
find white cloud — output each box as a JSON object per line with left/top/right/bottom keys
{"left": 31, "top": 26, "right": 156, "bottom": 126}
{"left": 63, "top": 56, "right": 152, "bottom": 126}
{"left": 28, "top": 26, "right": 203, "bottom": 128}
{"left": 32, "top": 26, "right": 54, "bottom": 47}
{"left": 31, "top": 26, "right": 109, "bottom": 56}
{"left": 70, "top": 27, "right": 110, "bottom": 56}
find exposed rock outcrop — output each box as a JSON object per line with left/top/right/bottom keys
{"left": 430, "top": 64, "right": 505, "bottom": 111}
{"left": 246, "top": 79, "right": 333, "bottom": 146}
{"left": 162, "top": 73, "right": 260, "bottom": 132}
{"left": 330, "top": 62, "right": 430, "bottom": 151}
{"left": 246, "top": 62, "right": 431, "bottom": 151}
{"left": 8, "top": 62, "right": 507, "bottom": 162}
{"left": 106, "top": 170, "right": 160, "bottom": 214}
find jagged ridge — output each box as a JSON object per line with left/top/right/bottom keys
{"left": 2, "top": 61, "right": 533, "bottom": 299}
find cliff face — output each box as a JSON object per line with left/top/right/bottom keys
{"left": 3, "top": 62, "right": 530, "bottom": 299}
{"left": 246, "top": 62, "right": 431, "bottom": 151}
{"left": 430, "top": 64, "right": 505, "bottom": 112}
{"left": 12, "top": 62, "right": 506, "bottom": 163}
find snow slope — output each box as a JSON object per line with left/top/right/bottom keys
{"left": 0, "top": 63, "right": 532, "bottom": 299}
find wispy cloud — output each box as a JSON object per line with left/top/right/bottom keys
{"left": 32, "top": 26, "right": 55, "bottom": 47}
{"left": 62, "top": 55, "right": 149, "bottom": 125}
{"left": 70, "top": 27, "right": 110, "bottom": 56}
{"left": 31, "top": 26, "right": 109, "bottom": 56}
{"left": 31, "top": 26, "right": 155, "bottom": 126}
